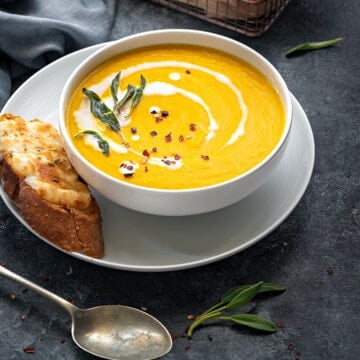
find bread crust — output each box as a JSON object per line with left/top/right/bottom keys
{"left": 0, "top": 114, "right": 104, "bottom": 258}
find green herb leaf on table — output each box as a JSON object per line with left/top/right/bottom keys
{"left": 218, "top": 314, "right": 278, "bottom": 332}
{"left": 186, "top": 281, "right": 285, "bottom": 338}
{"left": 285, "top": 37, "right": 344, "bottom": 57}
{"left": 82, "top": 88, "right": 120, "bottom": 131}
{"left": 75, "top": 129, "right": 110, "bottom": 156}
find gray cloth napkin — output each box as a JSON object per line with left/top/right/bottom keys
{"left": 0, "top": 0, "right": 116, "bottom": 109}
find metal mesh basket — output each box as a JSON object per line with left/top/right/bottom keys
{"left": 149, "top": 0, "right": 290, "bottom": 37}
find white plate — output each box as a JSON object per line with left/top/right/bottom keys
{"left": 1, "top": 44, "right": 315, "bottom": 272}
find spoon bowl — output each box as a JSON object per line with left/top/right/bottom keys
{"left": 0, "top": 265, "right": 172, "bottom": 360}
{"left": 72, "top": 305, "right": 172, "bottom": 359}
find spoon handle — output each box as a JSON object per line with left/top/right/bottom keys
{"left": 0, "top": 265, "right": 77, "bottom": 315}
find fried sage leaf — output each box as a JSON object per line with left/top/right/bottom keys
{"left": 111, "top": 71, "right": 121, "bottom": 104}
{"left": 75, "top": 129, "right": 110, "bottom": 156}
{"left": 82, "top": 87, "right": 120, "bottom": 131}
{"left": 286, "top": 37, "right": 344, "bottom": 56}
{"left": 131, "top": 74, "right": 146, "bottom": 110}
{"left": 114, "top": 84, "right": 137, "bottom": 112}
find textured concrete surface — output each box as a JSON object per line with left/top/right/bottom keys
{"left": 0, "top": 0, "right": 359, "bottom": 359}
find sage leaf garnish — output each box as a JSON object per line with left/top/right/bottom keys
{"left": 285, "top": 37, "right": 344, "bottom": 56}
{"left": 111, "top": 71, "right": 121, "bottom": 104}
{"left": 75, "top": 129, "right": 110, "bottom": 156}
{"left": 186, "top": 281, "right": 285, "bottom": 338}
{"left": 82, "top": 88, "right": 120, "bottom": 131}
{"left": 114, "top": 84, "right": 137, "bottom": 112}
{"left": 131, "top": 74, "right": 146, "bottom": 110}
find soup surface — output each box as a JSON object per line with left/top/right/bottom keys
{"left": 66, "top": 45, "right": 285, "bottom": 189}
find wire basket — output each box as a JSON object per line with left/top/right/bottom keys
{"left": 149, "top": 0, "right": 290, "bottom": 37}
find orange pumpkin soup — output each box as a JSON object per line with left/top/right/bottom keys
{"left": 66, "top": 45, "right": 285, "bottom": 189}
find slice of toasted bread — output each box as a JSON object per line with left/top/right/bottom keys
{"left": 0, "top": 113, "right": 104, "bottom": 258}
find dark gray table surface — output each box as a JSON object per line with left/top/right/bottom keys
{"left": 0, "top": 0, "right": 359, "bottom": 359}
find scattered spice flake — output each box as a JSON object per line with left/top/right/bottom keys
{"left": 145, "top": 165, "right": 148, "bottom": 172}
{"left": 67, "top": 297, "right": 76, "bottom": 305}
{"left": 201, "top": 155, "right": 210, "bottom": 161}
{"left": 296, "top": 352, "right": 301, "bottom": 360}
{"left": 23, "top": 347, "right": 36, "bottom": 354}
{"left": 173, "top": 153, "right": 181, "bottom": 160}
{"left": 9, "top": 294, "right": 16, "bottom": 300}
{"left": 185, "top": 345, "right": 191, "bottom": 351}
{"left": 142, "top": 149, "right": 150, "bottom": 157}
{"left": 287, "top": 343, "right": 296, "bottom": 350}
{"left": 155, "top": 117, "right": 163, "bottom": 123}
{"left": 276, "top": 321, "right": 285, "bottom": 328}
{"left": 151, "top": 147, "right": 158, "bottom": 153}
{"left": 187, "top": 314, "right": 196, "bottom": 321}
{"left": 38, "top": 274, "right": 50, "bottom": 281}
{"left": 185, "top": 69, "right": 191, "bottom": 74}
{"left": 140, "top": 306, "right": 148, "bottom": 312}
{"left": 0, "top": 261, "right": 8, "bottom": 267}
{"left": 327, "top": 267, "right": 334, "bottom": 275}
{"left": 60, "top": 339, "right": 66, "bottom": 344}
{"left": 150, "top": 109, "right": 158, "bottom": 115}
{"left": 161, "top": 110, "right": 169, "bottom": 117}
{"left": 150, "top": 130, "right": 157, "bottom": 137}
{"left": 171, "top": 333, "right": 186, "bottom": 340}
{"left": 165, "top": 132, "right": 172, "bottom": 143}
{"left": 179, "top": 134, "right": 185, "bottom": 142}
{"left": 131, "top": 127, "right": 137, "bottom": 134}
{"left": 189, "top": 123, "right": 197, "bottom": 131}
{"left": 124, "top": 142, "right": 130, "bottom": 148}
{"left": 207, "top": 334, "right": 213, "bottom": 341}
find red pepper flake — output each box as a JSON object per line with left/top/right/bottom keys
{"left": 179, "top": 134, "right": 185, "bottom": 142}
{"left": 0, "top": 261, "right": 8, "bottom": 267}
{"left": 185, "top": 69, "right": 191, "bottom": 74}
{"left": 185, "top": 345, "right": 191, "bottom": 351}
{"left": 276, "top": 321, "right": 285, "bottom": 328}
{"left": 23, "top": 347, "right": 36, "bottom": 354}
{"left": 60, "top": 339, "right": 66, "bottom": 344}
{"left": 163, "top": 159, "right": 172, "bottom": 166}
{"left": 142, "top": 149, "right": 150, "bottom": 157}
{"left": 124, "top": 173, "right": 134, "bottom": 178}
{"left": 327, "top": 267, "right": 334, "bottom": 275}
{"left": 189, "top": 123, "right": 197, "bottom": 131}
{"left": 155, "top": 117, "right": 163, "bottom": 123}
{"left": 124, "top": 142, "right": 130, "bottom": 148}
{"left": 131, "top": 127, "right": 137, "bottom": 134}
{"left": 207, "top": 334, "right": 213, "bottom": 341}
{"left": 173, "top": 153, "right": 181, "bottom": 160}
{"left": 287, "top": 343, "right": 295, "bottom": 350}
{"left": 171, "top": 333, "right": 186, "bottom": 340}
{"left": 161, "top": 110, "right": 169, "bottom": 117}
{"left": 9, "top": 294, "right": 16, "bottom": 300}
{"left": 151, "top": 147, "right": 158, "bottom": 153}
{"left": 296, "top": 352, "right": 301, "bottom": 360}
{"left": 145, "top": 165, "right": 149, "bottom": 172}
{"left": 201, "top": 155, "right": 210, "bottom": 161}
{"left": 38, "top": 274, "right": 50, "bottom": 281}
{"left": 150, "top": 130, "right": 157, "bottom": 137}
{"left": 165, "top": 132, "right": 172, "bottom": 142}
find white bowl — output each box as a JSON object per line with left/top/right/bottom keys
{"left": 59, "top": 29, "right": 292, "bottom": 216}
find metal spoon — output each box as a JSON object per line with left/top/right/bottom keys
{"left": 0, "top": 265, "right": 172, "bottom": 360}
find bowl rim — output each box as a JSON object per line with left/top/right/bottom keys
{"left": 59, "top": 28, "right": 292, "bottom": 195}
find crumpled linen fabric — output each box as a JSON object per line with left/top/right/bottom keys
{"left": 0, "top": 0, "right": 116, "bottom": 109}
